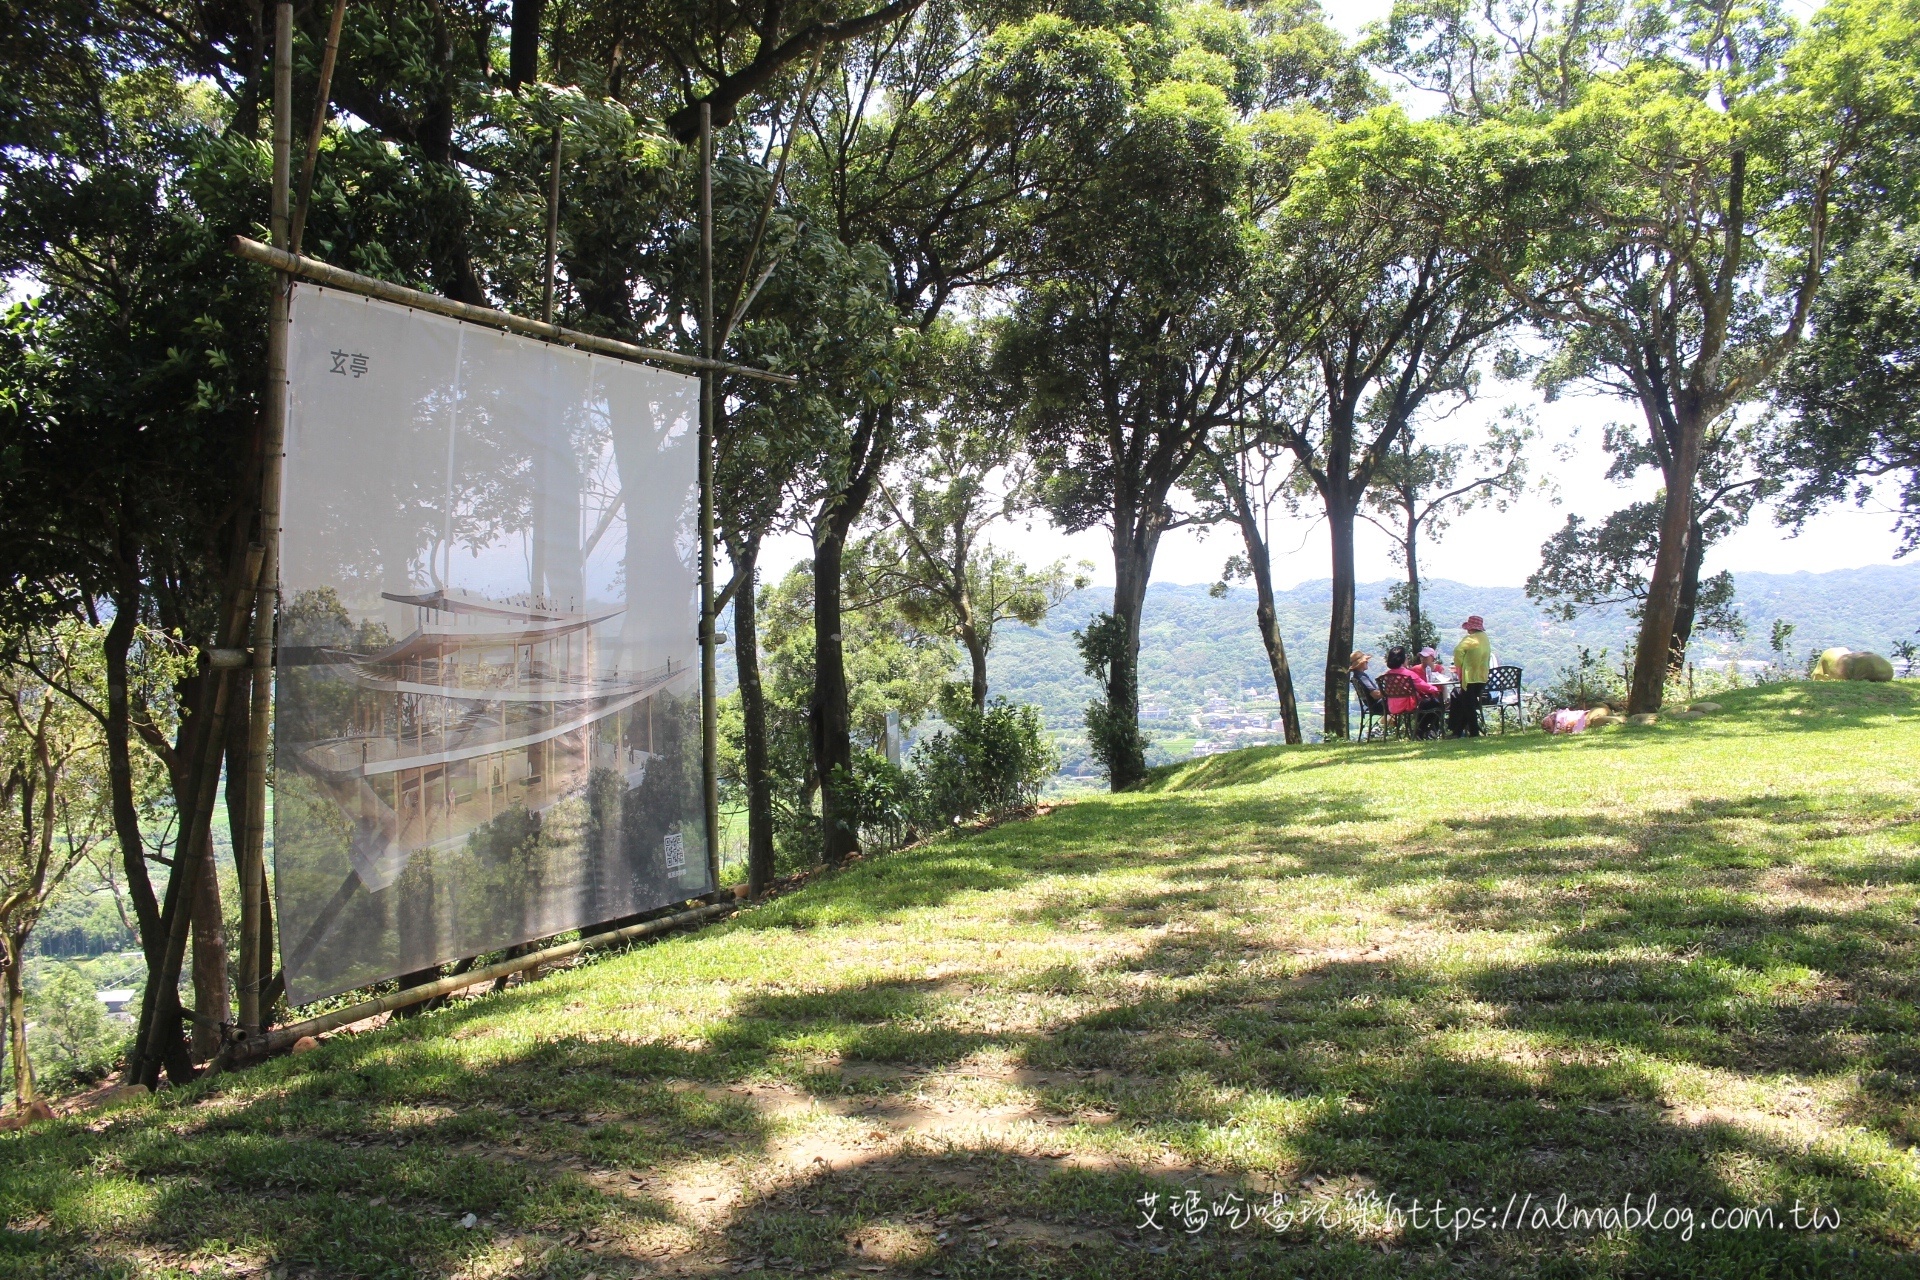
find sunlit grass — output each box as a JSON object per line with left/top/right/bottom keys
{"left": 4, "top": 680, "right": 1919, "bottom": 1277}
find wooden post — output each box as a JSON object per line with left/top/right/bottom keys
{"left": 238, "top": 1, "right": 296, "bottom": 1036}
{"left": 698, "top": 102, "right": 721, "bottom": 892}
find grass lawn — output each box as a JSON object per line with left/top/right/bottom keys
{"left": 6, "top": 680, "right": 1920, "bottom": 1278}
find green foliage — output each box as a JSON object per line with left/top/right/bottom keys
{"left": 1773, "top": 222, "right": 1920, "bottom": 554}
{"left": 747, "top": 563, "right": 960, "bottom": 863}
{"left": 811, "top": 694, "right": 1055, "bottom": 852}
{"left": 25, "top": 963, "right": 121, "bottom": 1088}
{"left": 1527, "top": 499, "right": 1745, "bottom": 645}
{"left": 1074, "top": 612, "right": 1146, "bottom": 785}
{"left": 911, "top": 692, "right": 1056, "bottom": 824}
{"left": 1378, "top": 580, "right": 1440, "bottom": 653}
{"left": 1535, "top": 646, "right": 1625, "bottom": 713}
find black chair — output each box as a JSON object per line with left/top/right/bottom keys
{"left": 1350, "top": 672, "right": 1387, "bottom": 741}
{"left": 1485, "top": 666, "right": 1523, "bottom": 733}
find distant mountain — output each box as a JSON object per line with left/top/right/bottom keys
{"left": 987, "top": 562, "right": 1920, "bottom": 774}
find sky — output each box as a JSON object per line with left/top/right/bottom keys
{"left": 765, "top": 0, "right": 1908, "bottom": 592}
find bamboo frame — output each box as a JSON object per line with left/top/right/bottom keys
{"left": 227, "top": 237, "right": 798, "bottom": 385}
{"left": 236, "top": 0, "right": 309, "bottom": 1039}
{"left": 220, "top": 45, "right": 782, "bottom": 1058}
{"left": 698, "top": 102, "right": 723, "bottom": 891}
{"left": 225, "top": 900, "right": 737, "bottom": 1063}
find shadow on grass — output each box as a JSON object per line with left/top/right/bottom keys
{"left": 4, "top": 702, "right": 1920, "bottom": 1275}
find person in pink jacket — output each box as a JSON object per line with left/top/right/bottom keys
{"left": 1383, "top": 646, "right": 1444, "bottom": 737}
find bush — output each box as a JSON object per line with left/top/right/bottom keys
{"left": 829, "top": 693, "right": 1058, "bottom": 853}
{"left": 1527, "top": 646, "right": 1625, "bottom": 720}
{"left": 911, "top": 695, "right": 1057, "bottom": 827}
{"left": 842, "top": 751, "right": 918, "bottom": 851}
{"left": 11, "top": 964, "right": 124, "bottom": 1094}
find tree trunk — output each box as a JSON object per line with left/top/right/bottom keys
{"left": 961, "top": 625, "right": 990, "bottom": 712}
{"left": 1628, "top": 415, "right": 1702, "bottom": 714}
{"left": 729, "top": 537, "right": 776, "bottom": 898}
{"left": 1322, "top": 495, "right": 1358, "bottom": 741}
{"left": 811, "top": 411, "right": 889, "bottom": 866}
{"left": 1105, "top": 526, "right": 1155, "bottom": 791}
{"left": 102, "top": 569, "right": 162, "bottom": 967}
{"left": 4, "top": 946, "right": 31, "bottom": 1106}
{"left": 1237, "top": 514, "right": 1301, "bottom": 745}
{"left": 1404, "top": 506, "right": 1423, "bottom": 652}
{"left": 813, "top": 529, "right": 858, "bottom": 865}
{"left": 1669, "top": 515, "right": 1707, "bottom": 672}
{"left": 189, "top": 824, "right": 228, "bottom": 1062}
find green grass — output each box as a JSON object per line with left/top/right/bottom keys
{"left": 7, "top": 680, "right": 1920, "bottom": 1278}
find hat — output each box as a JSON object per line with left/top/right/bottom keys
{"left": 1419, "top": 646, "right": 1437, "bottom": 657}
{"left": 1348, "top": 651, "right": 1372, "bottom": 671}
{"left": 1462, "top": 615, "right": 1485, "bottom": 632}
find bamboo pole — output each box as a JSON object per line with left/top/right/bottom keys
{"left": 127, "top": 546, "right": 263, "bottom": 1085}
{"left": 236, "top": 2, "right": 300, "bottom": 1040}
{"left": 230, "top": 900, "right": 736, "bottom": 1061}
{"left": 698, "top": 102, "right": 722, "bottom": 892}
{"left": 130, "top": 3, "right": 295, "bottom": 1085}
{"left": 288, "top": 0, "right": 347, "bottom": 258}
{"left": 227, "top": 237, "right": 797, "bottom": 385}
{"left": 543, "top": 122, "right": 563, "bottom": 325}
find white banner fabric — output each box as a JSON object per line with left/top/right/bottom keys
{"left": 276, "top": 284, "right": 709, "bottom": 1004}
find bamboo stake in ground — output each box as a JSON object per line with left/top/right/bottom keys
{"left": 237, "top": 1, "right": 303, "bottom": 1040}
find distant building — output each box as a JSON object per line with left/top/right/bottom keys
{"left": 96, "top": 988, "right": 136, "bottom": 1016}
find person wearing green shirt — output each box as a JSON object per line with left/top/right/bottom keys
{"left": 1448, "top": 616, "right": 1493, "bottom": 736}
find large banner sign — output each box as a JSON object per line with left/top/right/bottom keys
{"left": 277, "top": 285, "right": 710, "bottom": 1004}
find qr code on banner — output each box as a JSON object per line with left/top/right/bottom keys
{"left": 663, "top": 832, "right": 686, "bottom": 875}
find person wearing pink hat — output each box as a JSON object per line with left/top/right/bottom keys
{"left": 1416, "top": 645, "right": 1446, "bottom": 682}
{"left": 1448, "top": 615, "right": 1492, "bottom": 736}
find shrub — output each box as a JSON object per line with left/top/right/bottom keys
{"left": 911, "top": 695, "right": 1057, "bottom": 827}
{"left": 1527, "top": 646, "right": 1625, "bottom": 719}
{"left": 22, "top": 964, "right": 123, "bottom": 1092}
{"left": 842, "top": 751, "right": 918, "bottom": 852}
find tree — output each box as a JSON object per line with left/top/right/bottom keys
{"left": 787, "top": 1, "right": 1116, "bottom": 845}
{"left": 1, "top": 623, "right": 114, "bottom": 1107}
{"left": 1404, "top": 0, "right": 1920, "bottom": 712}
{"left": 1771, "top": 223, "right": 1920, "bottom": 555}
{"left": 24, "top": 964, "right": 120, "bottom": 1090}
{"left": 713, "top": 165, "right": 899, "bottom": 896}
{"left": 1255, "top": 108, "right": 1523, "bottom": 740}
{"left": 0, "top": 59, "right": 270, "bottom": 1083}
{"left": 547, "top": 0, "right": 933, "bottom": 140}
{"left": 1528, "top": 420, "right": 1768, "bottom": 662}
{"left": 753, "top": 562, "right": 957, "bottom": 857}
{"left": 1362, "top": 415, "right": 1532, "bottom": 655}
{"left": 1193, "top": 420, "right": 1307, "bottom": 744}
{"left": 850, "top": 329, "right": 1085, "bottom": 710}
{"left": 1006, "top": 62, "right": 1263, "bottom": 788}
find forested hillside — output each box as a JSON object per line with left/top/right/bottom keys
{"left": 990, "top": 563, "right": 1920, "bottom": 775}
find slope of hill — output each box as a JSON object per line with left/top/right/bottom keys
{"left": 989, "top": 562, "right": 1920, "bottom": 771}
{"left": 7, "top": 681, "right": 1918, "bottom": 1278}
